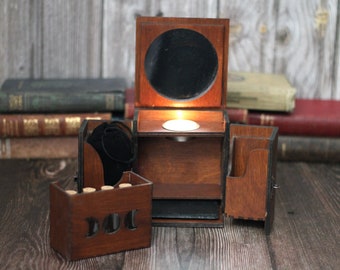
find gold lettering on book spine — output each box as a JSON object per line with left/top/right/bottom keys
{"left": 65, "top": 117, "right": 81, "bottom": 135}
{"left": 9, "top": 95, "right": 23, "bottom": 110}
{"left": 23, "top": 119, "right": 39, "bottom": 136}
{"left": 106, "top": 95, "right": 114, "bottom": 110}
{"left": 44, "top": 118, "right": 60, "bottom": 135}
{"left": 2, "top": 119, "right": 19, "bottom": 137}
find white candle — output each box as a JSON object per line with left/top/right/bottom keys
{"left": 83, "top": 187, "right": 96, "bottom": 193}
{"left": 119, "top": 183, "right": 132, "bottom": 188}
{"left": 101, "top": 185, "right": 114, "bottom": 190}
{"left": 65, "top": 189, "right": 77, "bottom": 195}
{"left": 162, "top": 119, "right": 200, "bottom": 131}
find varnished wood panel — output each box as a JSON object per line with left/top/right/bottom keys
{"left": 136, "top": 137, "right": 223, "bottom": 195}
{"left": 0, "top": 159, "right": 338, "bottom": 269}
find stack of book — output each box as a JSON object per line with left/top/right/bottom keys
{"left": 0, "top": 78, "right": 126, "bottom": 159}
{"left": 227, "top": 71, "right": 340, "bottom": 163}
{"left": 246, "top": 99, "right": 340, "bottom": 162}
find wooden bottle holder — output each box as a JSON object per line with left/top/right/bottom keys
{"left": 49, "top": 120, "right": 152, "bottom": 260}
{"left": 225, "top": 124, "right": 278, "bottom": 234}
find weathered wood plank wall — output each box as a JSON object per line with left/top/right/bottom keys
{"left": 0, "top": 0, "right": 339, "bottom": 99}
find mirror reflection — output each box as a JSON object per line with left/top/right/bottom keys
{"left": 144, "top": 28, "right": 218, "bottom": 100}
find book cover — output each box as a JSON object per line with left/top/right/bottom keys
{"left": 277, "top": 135, "right": 340, "bottom": 162}
{"left": 0, "top": 112, "right": 111, "bottom": 137}
{"left": 227, "top": 71, "right": 296, "bottom": 112}
{"left": 1, "top": 78, "right": 126, "bottom": 92}
{"left": 247, "top": 99, "right": 340, "bottom": 137}
{"left": 0, "top": 78, "right": 126, "bottom": 113}
{"left": 0, "top": 136, "right": 78, "bottom": 159}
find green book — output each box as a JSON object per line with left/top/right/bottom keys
{"left": 227, "top": 72, "right": 296, "bottom": 112}
{"left": 0, "top": 78, "right": 126, "bottom": 113}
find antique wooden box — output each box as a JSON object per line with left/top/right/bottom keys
{"left": 49, "top": 120, "right": 152, "bottom": 260}
{"left": 133, "top": 17, "right": 230, "bottom": 227}
{"left": 226, "top": 124, "right": 278, "bottom": 234}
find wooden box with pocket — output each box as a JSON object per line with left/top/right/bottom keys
{"left": 132, "top": 16, "right": 278, "bottom": 231}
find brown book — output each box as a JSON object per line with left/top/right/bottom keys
{"left": 0, "top": 136, "right": 78, "bottom": 159}
{"left": 277, "top": 135, "right": 340, "bottom": 162}
{"left": 0, "top": 113, "right": 111, "bottom": 137}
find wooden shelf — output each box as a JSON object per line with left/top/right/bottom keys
{"left": 136, "top": 109, "right": 227, "bottom": 135}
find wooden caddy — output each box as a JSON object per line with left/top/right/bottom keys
{"left": 133, "top": 16, "right": 278, "bottom": 232}
{"left": 226, "top": 124, "right": 278, "bottom": 234}
{"left": 49, "top": 120, "right": 152, "bottom": 260}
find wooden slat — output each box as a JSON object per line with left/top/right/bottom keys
{"left": 273, "top": 0, "right": 338, "bottom": 99}
{"left": 154, "top": 0, "right": 218, "bottom": 18}
{"left": 219, "top": 0, "right": 277, "bottom": 73}
{"left": 102, "top": 0, "right": 148, "bottom": 82}
{"left": 335, "top": 5, "right": 340, "bottom": 100}
{"left": 0, "top": 0, "right": 35, "bottom": 84}
{"left": 41, "top": 0, "right": 102, "bottom": 78}
{"left": 269, "top": 162, "right": 340, "bottom": 269}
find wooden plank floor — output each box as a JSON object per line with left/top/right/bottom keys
{"left": 0, "top": 159, "right": 338, "bottom": 269}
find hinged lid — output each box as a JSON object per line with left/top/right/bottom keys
{"left": 135, "top": 17, "right": 229, "bottom": 109}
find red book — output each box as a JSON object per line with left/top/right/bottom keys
{"left": 247, "top": 99, "right": 340, "bottom": 137}
{"left": 124, "top": 87, "right": 248, "bottom": 123}
{"left": 124, "top": 87, "right": 135, "bottom": 119}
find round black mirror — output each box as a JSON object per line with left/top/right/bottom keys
{"left": 144, "top": 28, "right": 218, "bottom": 100}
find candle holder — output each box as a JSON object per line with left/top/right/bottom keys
{"left": 133, "top": 17, "right": 278, "bottom": 233}
{"left": 133, "top": 17, "right": 230, "bottom": 227}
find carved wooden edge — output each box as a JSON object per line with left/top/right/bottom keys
{"left": 265, "top": 127, "right": 279, "bottom": 235}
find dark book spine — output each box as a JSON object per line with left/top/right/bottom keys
{"left": 1, "top": 78, "right": 127, "bottom": 92}
{"left": 0, "top": 113, "right": 112, "bottom": 137}
{"left": 226, "top": 108, "right": 248, "bottom": 123}
{"left": 277, "top": 136, "right": 340, "bottom": 162}
{"left": 0, "top": 92, "right": 125, "bottom": 113}
{"left": 124, "top": 88, "right": 135, "bottom": 119}
{"left": 247, "top": 112, "right": 340, "bottom": 137}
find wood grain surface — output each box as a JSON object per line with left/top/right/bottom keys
{"left": 0, "top": 159, "right": 338, "bottom": 269}
{"left": 0, "top": 0, "right": 339, "bottom": 99}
